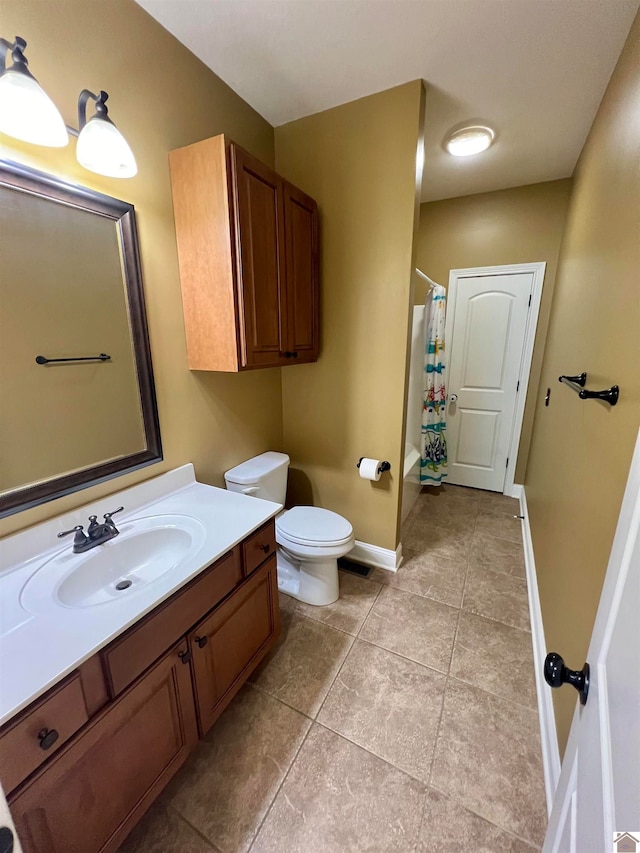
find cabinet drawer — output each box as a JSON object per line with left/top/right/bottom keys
{"left": 242, "top": 520, "right": 276, "bottom": 577}
{"left": 103, "top": 548, "right": 241, "bottom": 696}
{"left": 0, "top": 674, "right": 88, "bottom": 794}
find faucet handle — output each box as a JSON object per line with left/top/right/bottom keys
{"left": 103, "top": 506, "right": 124, "bottom": 521}
{"left": 57, "top": 525, "right": 85, "bottom": 539}
{"left": 57, "top": 525, "right": 90, "bottom": 548}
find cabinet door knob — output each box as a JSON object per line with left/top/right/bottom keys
{"left": 178, "top": 649, "right": 192, "bottom": 664}
{"left": 38, "top": 728, "right": 59, "bottom": 750}
{"left": 195, "top": 636, "right": 208, "bottom": 648}
{"left": 292, "top": 351, "right": 298, "bottom": 358}
{"left": 0, "top": 826, "right": 14, "bottom": 853}
{"left": 544, "top": 652, "right": 590, "bottom": 705}
{"left": 259, "top": 543, "right": 270, "bottom": 553}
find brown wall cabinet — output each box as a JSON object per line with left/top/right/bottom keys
{"left": 169, "top": 135, "right": 319, "bottom": 371}
{"left": 4, "top": 522, "right": 279, "bottom": 853}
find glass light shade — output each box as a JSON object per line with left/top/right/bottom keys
{"left": 446, "top": 126, "right": 495, "bottom": 157}
{"left": 76, "top": 116, "right": 137, "bottom": 178}
{"left": 0, "top": 69, "right": 68, "bottom": 147}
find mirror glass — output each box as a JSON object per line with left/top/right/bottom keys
{"left": 0, "top": 161, "right": 162, "bottom": 517}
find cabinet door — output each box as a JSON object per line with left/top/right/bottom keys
{"left": 230, "top": 145, "right": 287, "bottom": 368}
{"left": 283, "top": 182, "right": 320, "bottom": 363}
{"left": 10, "top": 643, "right": 198, "bottom": 853}
{"left": 189, "top": 555, "right": 279, "bottom": 736}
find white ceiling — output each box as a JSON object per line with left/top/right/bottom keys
{"left": 137, "top": 0, "right": 639, "bottom": 201}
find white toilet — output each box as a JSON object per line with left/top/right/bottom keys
{"left": 224, "top": 452, "right": 354, "bottom": 606}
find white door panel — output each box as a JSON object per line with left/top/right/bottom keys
{"left": 447, "top": 272, "right": 532, "bottom": 491}
{"left": 454, "top": 408, "right": 499, "bottom": 468}
{"left": 544, "top": 429, "right": 640, "bottom": 853}
{"left": 461, "top": 292, "right": 514, "bottom": 389}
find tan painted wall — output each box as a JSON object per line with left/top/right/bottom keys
{"left": 525, "top": 13, "right": 640, "bottom": 753}
{"left": 415, "top": 179, "right": 573, "bottom": 483}
{"left": 275, "top": 82, "right": 425, "bottom": 552}
{"left": 0, "top": 0, "right": 282, "bottom": 536}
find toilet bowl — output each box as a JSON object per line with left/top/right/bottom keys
{"left": 224, "top": 452, "right": 354, "bottom": 606}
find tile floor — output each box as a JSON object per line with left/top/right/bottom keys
{"left": 119, "top": 484, "right": 547, "bottom": 853}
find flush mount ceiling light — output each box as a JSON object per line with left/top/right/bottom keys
{"left": 445, "top": 125, "right": 495, "bottom": 157}
{"left": 0, "top": 34, "right": 137, "bottom": 179}
{"left": 0, "top": 36, "right": 68, "bottom": 147}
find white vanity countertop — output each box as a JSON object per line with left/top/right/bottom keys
{"left": 0, "top": 464, "right": 281, "bottom": 727}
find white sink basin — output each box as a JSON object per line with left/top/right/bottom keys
{"left": 20, "top": 515, "right": 206, "bottom": 611}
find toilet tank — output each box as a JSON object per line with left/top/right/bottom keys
{"left": 224, "top": 451, "right": 290, "bottom": 505}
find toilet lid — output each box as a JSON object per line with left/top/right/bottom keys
{"left": 276, "top": 506, "right": 353, "bottom": 546}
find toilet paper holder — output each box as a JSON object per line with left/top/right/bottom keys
{"left": 357, "top": 458, "right": 391, "bottom": 474}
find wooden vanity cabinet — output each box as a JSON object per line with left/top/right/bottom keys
{"left": 5, "top": 520, "right": 280, "bottom": 853}
{"left": 169, "top": 134, "right": 319, "bottom": 371}
{"left": 10, "top": 642, "right": 198, "bottom": 853}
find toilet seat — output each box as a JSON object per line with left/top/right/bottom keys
{"left": 276, "top": 506, "right": 353, "bottom": 548}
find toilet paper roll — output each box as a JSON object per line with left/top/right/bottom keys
{"left": 359, "top": 458, "right": 382, "bottom": 482}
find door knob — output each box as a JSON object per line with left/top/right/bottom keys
{"left": 544, "top": 652, "right": 590, "bottom": 705}
{"left": 450, "top": 394, "right": 458, "bottom": 402}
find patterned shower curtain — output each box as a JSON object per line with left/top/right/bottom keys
{"left": 420, "top": 285, "right": 448, "bottom": 484}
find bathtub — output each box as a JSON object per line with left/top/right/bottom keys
{"left": 401, "top": 303, "right": 426, "bottom": 522}
{"left": 401, "top": 442, "right": 421, "bottom": 523}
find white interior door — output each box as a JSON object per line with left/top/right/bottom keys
{"left": 446, "top": 269, "right": 533, "bottom": 491}
{"left": 544, "top": 428, "right": 640, "bottom": 853}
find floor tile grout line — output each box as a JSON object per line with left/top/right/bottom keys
{"left": 312, "top": 719, "right": 432, "bottom": 791}
{"left": 313, "top": 716, "right": 435, "bottom": 789}
{"left": 246, "top": 721, "right": 315, "bottom": 852}
{"left": 313, "top": 627, "right": 360, "bottom": 721}
{"left": 351, "top": 633, "right": 454, "bottom": 677}
{"left": 166, "top": 804, "right": 224, "bottom": 852}
{"left": 460, "top": 603, "right": 532, "bottom": 634}
{"left": 459, "top": 605, "right": 535, "bottom": 636}
{"left": 427, "top": 783, "right": 542, "bottom": 851}
{"left": 446, "top": 670, "right": 541, "bottom": 715}
{"left": 283, "top": 574, "right": 384, "bottom": 639}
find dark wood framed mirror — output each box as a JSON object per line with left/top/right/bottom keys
{"left": 0, "top": 160, "right": 162, "bottom": 517}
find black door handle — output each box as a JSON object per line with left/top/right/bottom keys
{"left": 544, "top": 652, "right": 590, "bottom": 705}
{"left": 195, "top": 635, "right": 208, "bottom": 648}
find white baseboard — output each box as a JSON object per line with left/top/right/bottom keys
{"left": 519, "top": 486, "right": 561, "bottom": 815}
{"left": 348, "top": 539, "right": 402, "bottom": 572}
{"left": 508, "top": 483, "right": 524, "bottom": 500}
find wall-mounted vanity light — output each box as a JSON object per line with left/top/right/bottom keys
{"left": 0, "top": 36, "right": 68, "bottom": 147}
{"left": 0, "top": 36, "right": 137, "bottom": 178}
{"left": 76, "top": 89, "right": 137, "bottom": 179}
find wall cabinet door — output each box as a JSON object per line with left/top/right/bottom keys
{"left": 189, "top": 555, "right": 279, "bottom": 736}
{"left": 170, "top": 135, "right": 320, "bottom": 371}
{"left": 231, "top": 145, "right": 288, "bottom": 369}
{"left": 283, "top": 181, "right": 320, "bottom": 363}
{"left": 10, "top": 643, "right": 198, "bottom": 853}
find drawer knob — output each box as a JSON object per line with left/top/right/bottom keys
{"left": 259, "top": 543, "right": 270, "bottom": 553}
{"left": 195, "top": 635, "right": 208, "bottom": 648}
{"left": 38, "top": 728, "right": 59, "bottom": 751}
{"left": 178, "top": 649, "right": 192, "bottom": 664}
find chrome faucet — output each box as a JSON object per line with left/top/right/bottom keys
{"left": 58, "top": 506, "right": 125, "bottom": 553}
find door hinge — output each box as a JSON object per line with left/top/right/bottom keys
{"left": 528, "top": 293, "right": 532, "bottom": 307}
{"left": 506, "top": 457, "right": 509, "bottom": 468}
{"left": 516, "top": 380, "right": 520, "bottom": 393}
